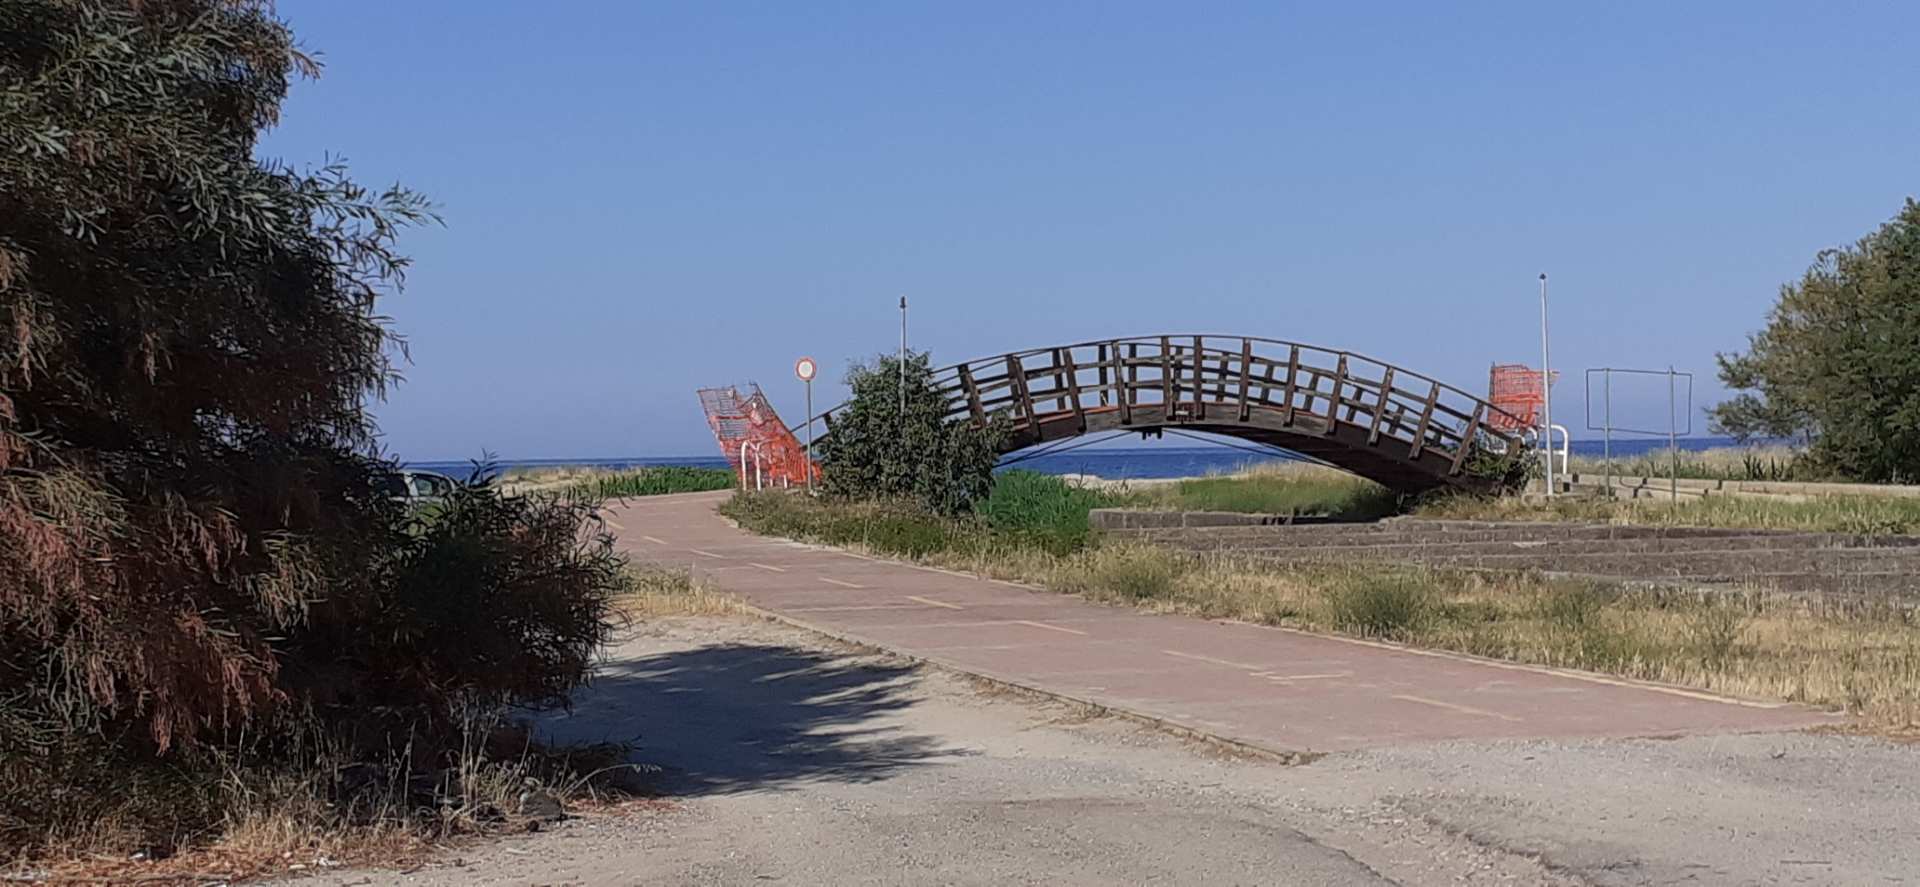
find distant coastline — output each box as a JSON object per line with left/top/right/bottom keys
{"left": 409, "top": 436, "right": 1777, "bottom": 482}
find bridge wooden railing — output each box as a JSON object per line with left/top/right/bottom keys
{"left": 799, "top": 335, "right": 1529, "bottom": 483}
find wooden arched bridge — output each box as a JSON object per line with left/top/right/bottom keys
{"left": 803, "top": 335, "right": 1530, "bottom": 493}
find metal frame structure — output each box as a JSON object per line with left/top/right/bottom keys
{"left": 798, "top": 335, "right": 1530, "bottom": 494}
{"left": 1584, "top": 366, "right": 1694, "bottom": 500}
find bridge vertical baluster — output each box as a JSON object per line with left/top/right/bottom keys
{"left": 1282, "top": 345, "right": 1301, "bottom": 426}
{"left": 1095, "top": 344, "right": 1110, "bottom": 407}
{"left": 1368, "top": 367, "right": 1395, "bottom": 445}
{"left": 1325, "top": 355, "right": 1348, "bottom": 435}
{"left": 1111, "top": 341, "right": 1132, "bottom": 425}
{"left": 1007, "top": 353, "right": 1035, "bottom": 432}
{"left": 1192, "top": 335, "right": 1206, "bottom": 420}
{"left": 1254, "top": 353, "right": 1278, "bottom": 409}
{"left": 1059, "top": 347, "right": 1075, "bottom": 414}
{"left": 1237, "top": 338, "right": 1254, "bottom": 422}
{"left": 958, "top": 364, "right": 987, "bottom": 425}
{"left": 1449, "top": 403, "right": 1485, "bottom": 475}
{"left": 1409, "top": 381, "right": 1440, "bottom": 459}
{"left": 1061, "top": 347, "right": 1086, "bottom": 432}
{"left": 1159, "top": 336, "right": 1174, "bottom": 421}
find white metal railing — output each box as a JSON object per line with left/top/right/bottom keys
{"left": 1548, "top": 423, "right": 1571, "bottom": 480}
{"left": 738, "top": 441, "right": 766, "bottom": 491}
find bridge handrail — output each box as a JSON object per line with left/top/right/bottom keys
{"left": 798, "top": 334, "right": 1526, "bottom": 432}
{"left": 791, "top": 334, "right": 1529, "bottom": 488}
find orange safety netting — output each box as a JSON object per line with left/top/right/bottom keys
{"left": 697, "top": 384, "right": 817, "bottom": 489}
{"left": 1487, "top": 364, "right": 1557, "bottom": 433}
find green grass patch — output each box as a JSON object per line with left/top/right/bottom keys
{"left": 1138, "top": 471, "right": 1403, "bottom": 518}
{"left": 572, "top": 466, "right": 736, "bottom": 499}
{"left": 976, "top": 470, "right": 1126, "bottom": 554}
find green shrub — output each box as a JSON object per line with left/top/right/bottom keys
{"left": 0, "top": 4, "right": 626, "bottom": 858}
{"left": 816, "top": 350, "right": 1007, "bottom": 515}
{"left": 1323, "top": 574, "right": 1432, "bottom": 639}
{"left": 721, "top": 492, "right": 978, "bottom": 560}
{"left": 1713, "top": 199, "right": 1920, "bottom": 482}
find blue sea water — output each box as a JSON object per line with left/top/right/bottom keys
{"left": 410, "top": 436, "right": 1768, "bottom": 482}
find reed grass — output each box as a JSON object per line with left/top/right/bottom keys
{"left": 1567, "top": 444, "right": 1813, "bottom": 482}
{"left": 570, "top": 466, "right": 736, "bottom": 499}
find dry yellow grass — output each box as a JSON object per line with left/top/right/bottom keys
{"left": 1417, "top": 488, "right": 1920, "bottom": 534}
{"left": 617, "top": 565, "right": 749, "bottom": 618}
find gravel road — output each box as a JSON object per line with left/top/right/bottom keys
{"left": 289, "top": 617, "right": 1918, "bottom": 886}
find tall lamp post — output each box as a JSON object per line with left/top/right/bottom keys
{"left": 795, "top": 356, "right": 817, "bottom": 493}
{"left": 898, "top": 296, "right": 908, "bottom": 418}
{"left": 1539, "top": 273, "right": 1553, "bottom": 497}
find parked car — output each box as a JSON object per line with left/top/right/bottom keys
{"left": 375, "top": 469, "right": 457, "bottom": 503}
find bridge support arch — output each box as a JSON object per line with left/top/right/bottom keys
{"left": 803, "top": 335, "right": 1528, "bottom": 494}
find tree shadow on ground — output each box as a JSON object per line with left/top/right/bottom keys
{"left": 537, "top": 642, "right": 961, "bottom": 796}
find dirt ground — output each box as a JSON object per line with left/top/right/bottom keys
{"left": 285, "top": 616, "right": 1919, "bottom": 887}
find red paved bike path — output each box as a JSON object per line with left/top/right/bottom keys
{"left": 607, "top": 492, "right": 1838, "bottom": 753}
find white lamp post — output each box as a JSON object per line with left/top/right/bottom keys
{"left": 1539, "top": 273, "right": 1553, "bottom": 497}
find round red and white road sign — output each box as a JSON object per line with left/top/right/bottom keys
{"left": 795, "top": 356, "right": 817, "bottom": 382}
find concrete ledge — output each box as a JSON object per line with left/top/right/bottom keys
{"left": 1089, "top": 508, "right": 1347, "bottom": 530}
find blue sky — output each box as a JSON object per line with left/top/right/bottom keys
{"left": 261, "top": 2, "right": 1918, "bottom": 460}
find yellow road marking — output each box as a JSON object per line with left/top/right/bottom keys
{"left": 1391, "top": 694, "right": 1523, "bottom": 722}
{"left": 905, "top": 595, "right": 963, "bottom": 610}
{"left": 1015, "top": 620, "right": 1087, "bottom": 636}
{"left": 749, "top": 562, "right": 787, "bottom": 573}
{"left": 686, "top": 548, "right": 725, "bottom": 559}
{"left": 820, "top": 577, "right": 866, "bottom": 589}
{"left": 640, "top": 535, "right": 668, "bottom": 545}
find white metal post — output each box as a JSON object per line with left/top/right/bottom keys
{"left": 1539, "top": 273, "right": 1553, "bottom": 497}
{"left": 1668, "top": 366, "right": 1678, "bottom": 502}
{"left": 738, "top": 440, "right": 750, "bottom": 490}
{"left": 1603, "top": 368, "right": 1613, "bottom": 497}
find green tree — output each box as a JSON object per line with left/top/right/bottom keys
{"left": 0, "top": 0, "right": 624, "bottom": 852}
{"left": 816, "top": 351, "right": 1006, "bottom": 514}
{"left": 1711, "top": 199, "right": 1920, "bottom": 481}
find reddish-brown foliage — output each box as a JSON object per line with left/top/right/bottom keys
{"left": 0, "top": 0, "right": 626, "bottom": 857}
